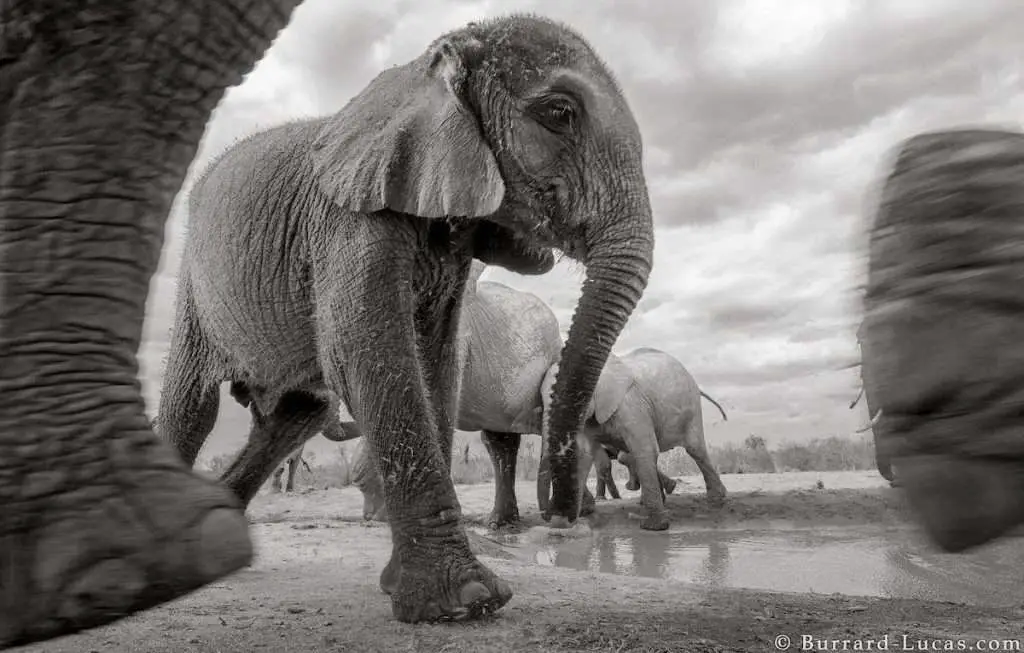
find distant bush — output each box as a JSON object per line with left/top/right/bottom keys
{"left": 196, "top": 431, "right": 880, "bottom": 492}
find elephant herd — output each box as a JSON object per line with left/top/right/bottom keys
{"left": 276, "top": 262, "right": 729, "bottom": 533}
{"left": 2, "top": 4, "right": 1023, "bottom": 647}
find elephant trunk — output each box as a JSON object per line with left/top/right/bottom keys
{"left": 544, "top": 197, "right": 654, "bottom": 526}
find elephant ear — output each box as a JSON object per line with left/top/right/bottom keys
{"left": 589, "top": 354, "right": 635, "bottom": 425}
{"left": 310, "top": 36, "right": 504, "bottom": 218}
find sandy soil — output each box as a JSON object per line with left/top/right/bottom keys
{"left": 22, "top": 471, "right": 1024, "bottom": 653}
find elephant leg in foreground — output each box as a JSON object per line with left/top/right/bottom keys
{"left": 0, "top": 3, "right": 300, "bottom": 647}
{"left": 481, "top": 431, "right": 522, "bottom": 528}
{"left": 861, "top": 128, "right": 1024, "bottom": 553}
{"left": 322, "top": 258, "right": 511, "bottom": 620}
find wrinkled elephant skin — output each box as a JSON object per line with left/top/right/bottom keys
{"left": 0, "top": 2, "right": 301, "bottom": 647}
{"left": 860, "top": 128, "right": 1024, "bottom": 552}
{"left": 154, "top": 16, "right": 653, "bottom": 623}
{"left": 348, "top": 266, "right": 564, "bottom": 528}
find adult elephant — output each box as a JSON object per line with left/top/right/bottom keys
{"left": 1, "top": 8, "right": 654, "bottom": 643}
{"left": 537, "top": 347, "right": 728, "bottom": 531}
{"left": 860, "top": 128, "right": 1024, "bottom": 554}
{"left": 152, "top": 15, "right": 654, "bottom": 624}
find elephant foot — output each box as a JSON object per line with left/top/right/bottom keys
{"left": 889, "top": 479, "right": 901, "bottom": 489}
{"left": 663, "top": 477, "right": 678, "bottom": 495}
{"left": 580, "top": 488, "right": 597, "bottom": 517}
{"left": 707, "top": 485, "right": 727, "bottom": 507}
{"left": 385, "top": 549, "right": 512, "bottom": 622}
{"left": 625, "top": 480, "right": 640, "bottom": 492}
{"left": 640, "top": 511, "right": 670, "bottom": 531}
{"left": 898, "top": 454, "right": 1024, "bottom": 553}
{"left": 486, "top": 506, "right": 519, "bottom": 530}
{"left": 1, "top": 467, "right": 252, "bottom": 648}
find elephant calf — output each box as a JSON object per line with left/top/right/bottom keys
{"left": 539, "top": 347, "right": 728, "bottom": 531}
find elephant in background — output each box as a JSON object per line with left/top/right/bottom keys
{"left": 538, "top": 347, "right": 728, "bottom": 531}
{"left": 268, "top": 419, "right": 362, "bottom": 493}
{"left": 269, "top": 442, "right": 311, "bottom": 494}
{"left": 152, "top": 14, "right": 655, "bottom": 623}
{"left": 860, "top": 128, "right": 1024, "bottom": 554}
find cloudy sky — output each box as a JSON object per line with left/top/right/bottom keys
{"left": 139, "top": 0, "right": 1024, "bottom": 460}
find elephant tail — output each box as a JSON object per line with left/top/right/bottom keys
{"left": 699, "top": 390, "right": 728, "bottom": 421}
{"left": 300, "top": 456, "right": 312, "bottom": 473}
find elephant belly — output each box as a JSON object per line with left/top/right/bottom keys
{"left": 456, "top": 394, "right": 527, "bottom": 433}
{"left": 191, "top": 277, "right": 322, "bottom": 389}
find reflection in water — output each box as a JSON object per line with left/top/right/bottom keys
{"left": 488, "top": 525, "right": 1024, "bottom": 607}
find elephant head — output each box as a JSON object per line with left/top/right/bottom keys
{"left": 309, "top": 17, "right": 654, "bottom": 526}
{"left": 860, "top": 128, "right": 1024, "bottom": 553}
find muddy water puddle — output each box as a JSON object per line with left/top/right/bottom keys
{"left": 469, "top": 524, "right": 1024, "bottom": 606}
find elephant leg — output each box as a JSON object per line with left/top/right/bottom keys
{"left": 0, "top": 3, "right": 300, "bottom": 646}
{"left": 155, "top": 283, "right": 221, "bottom": 468}
{"left": 593, "top": 447, "right": 620, "bottom": 500}
{"left": 625, "top": 457, "right": 641, "bottom": 492}
{"left": 219, "top": 391, "right": 329, "bottom": 507}
{"left": 617, "top": 452, "right": 675, "bottom": 499}
{"left": 285, "top": 447, "right": 302, "bottom": 492}
{"left": 351, "top": 439, "right": 388, "bottom": 521}
{"left": 682, "top": 427, "right": 727, "bottom": 505}
{"left": 481, "top": 431, "right": 522, "bottom": 529}
{"left": 861, "top": 129, "right": 1024, "bottom": 552}
{"left": 269, "top": 465, "right": 285, "bottom": 494}
{"left": 319, "top": 266, "right": 511, "bottom": 622}
{"left": 611, "top": 410, "right": 669, "bottom": 530}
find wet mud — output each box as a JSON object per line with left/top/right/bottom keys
{"left": 21, "top": 472, "right": 1024, "bottom": 653}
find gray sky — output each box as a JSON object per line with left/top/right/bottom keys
{"left": 139, "top": 0, "right": 1024, "bottom": 460}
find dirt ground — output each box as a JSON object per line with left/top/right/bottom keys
{"left": 22, "top": 471, "right": 1024, "bottom": 653}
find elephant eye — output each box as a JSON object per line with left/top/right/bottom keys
{"left": 532, "top": 97, "right": 577, "bottom": 133}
